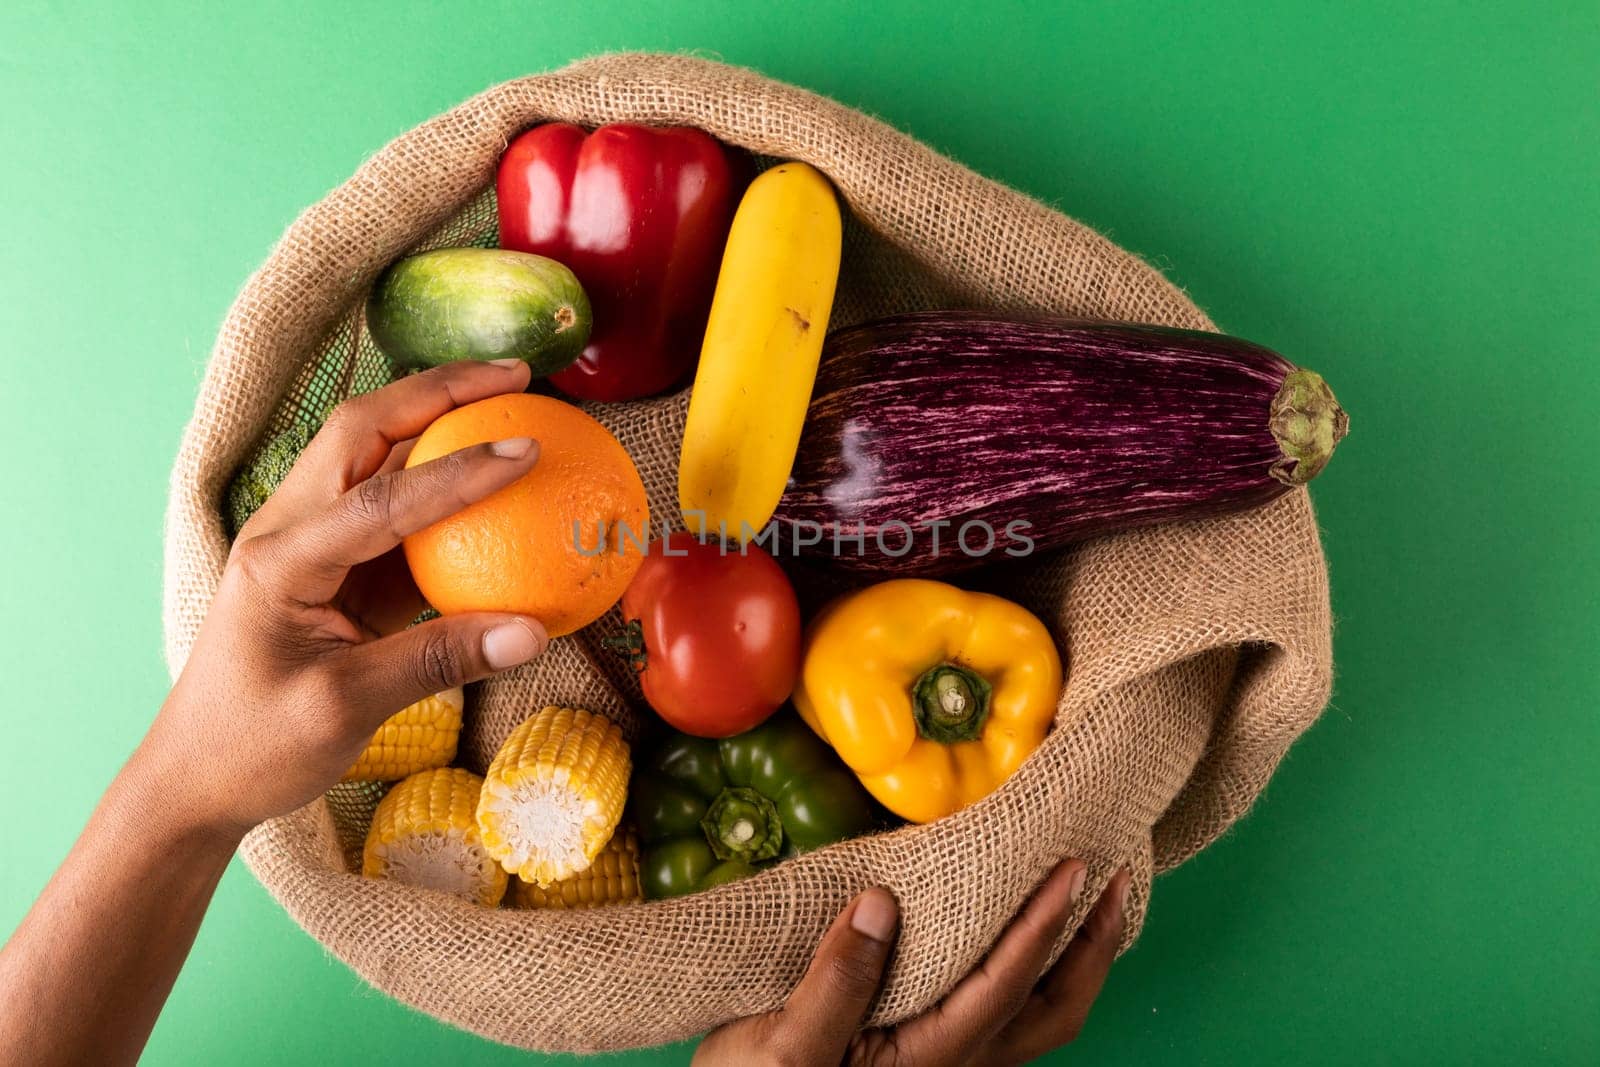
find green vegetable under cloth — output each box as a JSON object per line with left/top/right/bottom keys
{"left": 224, "top": 423, "right": 312, "bottom": 536}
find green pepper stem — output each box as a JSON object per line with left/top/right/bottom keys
{"left": 700, "top": 787, "right": 783, "bottom": 863}
{"left": 911, "top": 663, "right": 993, "bottom": 744}
{"left": 601, "top": 618, "right": 647, "bottom": 672}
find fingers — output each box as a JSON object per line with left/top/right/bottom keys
{"left": 339, "top": 613, "right": 549, "bottom": 725}
{"left": 891, "top": 859, "right": 1087, "bottom": 1064}
{"left": 997, "top": 867, "right": 1131, "bottom": 1063}
{"left": 240, "top": 361, "right": 530, "bottom": 534}
{"left": 300, "top": 359, "right": 532, "bottom": 494}
{"left": 375, "top": 436, "right": 419, "bottom": 477}
{"left": 1038, "top": 868, "right": 1130, "bottom": 1033}
{"left": 335, "top": 546, "right": 427, "bottom": 638}
{"left": 696, "top": 890, "right": 899, "bottom": 1067}
{"left": 770, "top": 888, "right": 900, "bottom": 1064}
{"left": 261, "top": 437, "right": 538, "bottom": 604}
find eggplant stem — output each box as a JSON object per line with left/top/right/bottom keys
{"left": 1269, "top": 369, "right": 1349, "bottom": 486}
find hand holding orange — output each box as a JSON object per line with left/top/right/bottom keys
{"left": 403, "top": 393, "right": 649, "bottom": 637}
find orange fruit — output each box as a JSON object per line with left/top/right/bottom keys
{"left": 403, "top": 393, "right": 649, "bottom": 638}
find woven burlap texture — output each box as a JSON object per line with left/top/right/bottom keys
{"left": 161, "top": 53, "right": 1331, "bottom": 1052}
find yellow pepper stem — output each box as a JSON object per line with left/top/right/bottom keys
{"left": 700, "top": 787, "right": 784, "bottom": 863}
{"left": 911, "top": 663, "right": 993, "bottom": 744}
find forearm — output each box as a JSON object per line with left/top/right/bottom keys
{"left": 0, "top": 740, "right": 241, "bottom": 1066}
{"left": 0, "top": 362, "right": 547, "bottom": 1062}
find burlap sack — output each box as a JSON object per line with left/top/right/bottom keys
{"left": 161, "top": 53, "right": 1332, "bottom": 1052}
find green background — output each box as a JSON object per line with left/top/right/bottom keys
{"left": 2, "top": 1, "right": 1595, "bottom": 1063}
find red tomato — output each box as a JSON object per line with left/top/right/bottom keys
{"left": 613, "top": 533, "right": 801, "bottom": 738}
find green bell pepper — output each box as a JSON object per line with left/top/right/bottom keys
{"left": 632, "top": 712, "right": 879, "bottom": 899}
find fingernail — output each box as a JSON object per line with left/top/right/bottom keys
{"left": 1068, "top": 864, "right": 1088, "bottom": 905}
{"left": 483, "top": 619, "right": 544, "bottom": 670}
{"left": 1117, "top": 871, "right": 1133, "bottom": 915}
{"left": 489, "top": 357, "right": 527, "bottom": 370}
{"left": 850, "top": 888, "right": 899, "bottom": 944}
{"left": 491, "top": 436, "right": 535, "bottom": 458}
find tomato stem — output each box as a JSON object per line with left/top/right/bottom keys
{"left": 601, "top": 618, "right": 647, "bottom": 672}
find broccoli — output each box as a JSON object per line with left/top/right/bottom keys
{"left": 224, "top": 422, "right": 314, "bottom": 537}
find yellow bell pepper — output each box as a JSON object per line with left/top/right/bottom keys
{"left": 792, "top": 579, "right": 1064, "bottom": 824}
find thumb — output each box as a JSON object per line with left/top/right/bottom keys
{"left": 772, "top": 888, "right": 900, "bottom": 1063}
{"left": 342, "top": 613, "right": 548, "bottom": 724}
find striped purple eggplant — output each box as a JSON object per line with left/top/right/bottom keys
{"left": 771, "top": 311, "right": 1347, "bottom": 575}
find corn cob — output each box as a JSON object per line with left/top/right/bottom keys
{"left": 342, "top": 687, "right": 463, "bottom": 783}
{"left": 511, "top": 828, "right": 642, "bottom": 909}
{"left": 362, "top": 767, "right": 507, "bottom": 907}
{"left": 477, "top": 705, "right": 629, "bottom": 887}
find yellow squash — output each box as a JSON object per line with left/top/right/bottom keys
{"left": 679, "top": 161, "right": 842, "bottom": 541}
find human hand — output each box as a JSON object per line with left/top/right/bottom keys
{"left": 134, "top": 359, "right": 550, "bottom": 842}
{"left": 695, "top": 862, "right": 1131, "bottom": 1066}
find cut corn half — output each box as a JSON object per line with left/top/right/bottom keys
{"left": 362, "top": 767, "right": 507, "bottom": 907}
{"left": 477, "top": 705, "right": 629, "bottom": 887}
{"left": 342, "top": 687, "right": 464, "bottom": 783}
{"left": 512, "top": 828, "right": 642, "bottom": 909}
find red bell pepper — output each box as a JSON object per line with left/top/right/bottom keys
{"left": 496, "top": 123, "right": 750, "bottom": 402}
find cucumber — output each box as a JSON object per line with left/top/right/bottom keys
{"left": 366, "top": 247, "right": 592, "bottom": 375}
